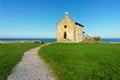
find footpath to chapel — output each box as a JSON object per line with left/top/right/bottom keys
{"left": 7, "top": 44, "right": 55, "bottom": 80}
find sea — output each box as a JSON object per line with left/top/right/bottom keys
{"left": 101, "top": 38, "right": 120, "bottom": 42}
{"left": 0, "top": 38, "right": 56, "bottom": 42}
{"left": 0, "top": 38, "right": 120, "bottom": 42}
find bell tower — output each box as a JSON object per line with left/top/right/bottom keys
{"left": 65, "top": 11, "right": 69, "bottom": 17}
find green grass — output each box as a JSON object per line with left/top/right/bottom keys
{"left": 0, "top": 43, "right": 41, "bottom": 80}
{"left": 39, "top": 43, "right": 120, "bottom": 80}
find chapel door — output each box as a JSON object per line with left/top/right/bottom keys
{"left": 64, "top": 32, "right": 67, "bottom": 39}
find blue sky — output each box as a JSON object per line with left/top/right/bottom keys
{"left": 0, "top": 0, "right": 120, "bottom": 38}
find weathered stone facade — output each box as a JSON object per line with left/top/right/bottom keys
{"left": 57, "top": 12, "right": 84, "bottom": 42}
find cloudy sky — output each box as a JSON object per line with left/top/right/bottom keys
{"left": 0, "top": 0, "right": 120, "bottom": 38}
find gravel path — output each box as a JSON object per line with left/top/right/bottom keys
{"left": 7, "top": 44, "right": 55, "bottom": 80}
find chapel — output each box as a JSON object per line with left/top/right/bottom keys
{"left": 57, "top": 11, "right": 84, "bottom": 42}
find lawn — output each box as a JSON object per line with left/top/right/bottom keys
{"left": 0, "top": 43, "right": 41, "bottom": 80}
{"left": 39, "top": 43, "right": 120, "bottom": 80}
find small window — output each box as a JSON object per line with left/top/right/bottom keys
{"left": 64, "top": 25, "right": 67, "bottom": 28}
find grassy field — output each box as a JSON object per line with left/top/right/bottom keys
{"left": 39, "top": 43, "right": 120, "bottom": 80}
{"left": 0, "top": 43, "right": 41, "bottom": 80}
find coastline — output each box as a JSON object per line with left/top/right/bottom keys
{"left": 0, "top": 40, "right": 41, "bottom": 43}
{"left": 1, "top": 40, "right": 120, "bottom": 44}
{"left": 100, "top": 42, "right": 120, "bottom": 44}
{"left": 0, "top": 38, "right": 120, "bottom": 44}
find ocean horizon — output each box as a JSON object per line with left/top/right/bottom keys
{"left": 101, "top": 38, "right": 120, "bottom": 42}
{"left": 0, "top": 38, "right": 120, "bottom": 42}
{"left": 0, "top": 38, "right": 56, "bottom": 42}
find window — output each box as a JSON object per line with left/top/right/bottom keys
{"left": 64, "top": 25, "right": 67, "bottom": 28}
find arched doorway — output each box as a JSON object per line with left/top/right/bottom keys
{"left": 64, "top": 32, "right": 67, "bottom": 39}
